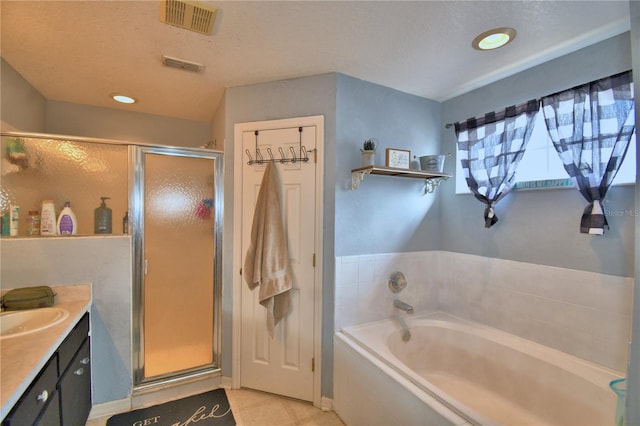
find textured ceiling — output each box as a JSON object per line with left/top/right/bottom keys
{"left": 0, "top": 1, "right": 631, "bottom": 122}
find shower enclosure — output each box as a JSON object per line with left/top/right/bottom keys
{"left": 0, "top": 132, "right": 224, "bottom": 396}
{"left": 132, "top": 146, "right": 223, "bottom": 389}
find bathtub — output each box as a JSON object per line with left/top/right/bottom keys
{"left": 333, "top": 312, "right": 622, "bottom": 426}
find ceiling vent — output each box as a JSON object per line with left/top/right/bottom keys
{"left": 161, "top": 55, "right": 204, "bottom": 73}
{"left": 160, "top": 0, "right": 217, "bottom": 35}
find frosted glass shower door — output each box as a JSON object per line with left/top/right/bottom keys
{"left": 139, "top": 150, "right": 220, "bottom": 381}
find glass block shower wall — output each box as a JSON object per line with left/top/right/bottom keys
{"left": 1, "top": 135, "right": 128, "bottom": 236}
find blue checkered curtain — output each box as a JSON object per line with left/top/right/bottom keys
{"left": 455, "top": 100, "right": 539, "bottom": 228}
{"left": 541, "top": 71, "right": 635, "bottom": 235}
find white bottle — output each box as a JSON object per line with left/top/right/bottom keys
{"left": 9, "top": 205, "right": 19, "bottom": 237}
{"left": 40, "top": 200, "right": 57, "bottom": 236}
{"left": 57, "top": 201, "right": 77, "bottom": 235}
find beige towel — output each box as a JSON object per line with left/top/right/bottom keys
{"left": 244, "top": 162, "right": 293, "bottom": 336}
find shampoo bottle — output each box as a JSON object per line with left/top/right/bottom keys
{"left": 9, "top": 205, "right": 19, "bottom": 237}
{"left": 1, "top": 212, "right": 9, "bottom": 236}
{"left": 94, "top": 197, "right": 112, "bottom": 234}
{"left": 40, "top": 200, "right": 57, "bottom": 236}
{"left": 57, "top": 201, "right": 77, "bottom": 235}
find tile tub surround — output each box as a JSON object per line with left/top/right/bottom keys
{"left": 334, "top": 251, "right": 633, "bottom": 372}
{"left": 0, "top": 283, "right": 92, "bottom": 419}
{"left": 334, "top": 251, "right": 440, "bottom": 330}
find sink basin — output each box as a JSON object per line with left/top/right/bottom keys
{"left": 0, "top": 307, "right": 69, "bottom": 339}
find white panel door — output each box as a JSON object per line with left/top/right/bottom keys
{"left": 240, "top": 125, "right": 317, "bottom": 401}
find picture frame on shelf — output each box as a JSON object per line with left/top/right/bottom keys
{"left": 385, "top": 148, "right": 411, "bottom": 169}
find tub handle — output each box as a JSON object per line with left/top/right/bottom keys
{"left": 389, "top": 271, "right": 407, "bottom": 293}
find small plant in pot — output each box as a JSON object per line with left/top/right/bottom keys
{"left": 361, "top": 138, "right": 377, "bottom": 167}
{"left": 362, "top": 139, "right": 377, "bottom": 151}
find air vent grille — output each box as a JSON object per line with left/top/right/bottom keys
{"left": 162, "top": 55, "right": 204, "bottom": 73}
{"left": 160, "top": 0, "right": 217, "bottom": 35}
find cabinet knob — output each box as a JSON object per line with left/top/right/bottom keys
{"left": 36, "top": 390, "right": 48, "bottom": 403}
{"left": 80, "top": 357, "right": 90, "bottom": 365}
{"left": 74, "top": 368, "right": 84, "bottom": 376}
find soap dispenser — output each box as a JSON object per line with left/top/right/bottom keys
{"left": 94, "top": 197, "right": 112, "bottom": 234}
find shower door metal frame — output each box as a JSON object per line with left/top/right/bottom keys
{"left": 130, "top": 145, "right": 224, "bottom": 390}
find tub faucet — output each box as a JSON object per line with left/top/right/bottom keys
{"left": 393, "top": 299, "right": 414, "bottom": 314}
{"left": 396, "top": 315, "right": 411, "bottom": 342}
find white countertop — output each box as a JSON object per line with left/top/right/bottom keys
{"left": 0, "top": 283, "right": 92, "bottom": 420}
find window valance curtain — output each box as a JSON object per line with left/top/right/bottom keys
{"left": 541, "top": 70, "right": 635, "bottom": 235}
{"left": 455, "top": 99, "right": 539, "bottom": 227}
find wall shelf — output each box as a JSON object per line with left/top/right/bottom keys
{"left": 350, "top": 165, "right": 452, "bottom": 193}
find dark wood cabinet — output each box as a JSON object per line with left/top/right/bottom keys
{"left": 59, "top": 339, "right": 91, "bottom": 426}
{"left": 35, "top": 391, "right": 60, "bottom": 426}
{"left": 2, "top": 313, "right": 91, "bottom": 426}
{"left": 3, "top": 355, "right": 59, "bottom": 426}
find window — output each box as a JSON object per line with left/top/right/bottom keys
{"left": 455, "top": 104, "right": 637, "bottom": 194}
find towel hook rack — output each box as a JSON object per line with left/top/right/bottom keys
{"left": 278, "top": 147, "right": 287, "bottom": 163}
{"left": 246, "top": 127, "right": 310, "bottom": 165}
{"left": 245, "top": 149, "right": 254, "bottom": 164}
{"left": 265, "top": 147, "right": 275, "bottom": 162}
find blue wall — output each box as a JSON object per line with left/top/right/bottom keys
{"left": 224, "top": 73, "right": 338, "bottom": 397}
{"left": 1, "top": 58, "right": 46, "bottom": 132}
{"left": 46, "top": 101, "right": 211, "bottom": 147}
{"left": 335, "top": 74, "right": 443, "bottom": 256}
{"left": 223, "top": 72, "right": 444, "bottom": 398}
{"left": 0, "top": 58, "right": 211, "bottom": 147}
{"left": 440, "top": 32, "right": 635, "bottom": 277}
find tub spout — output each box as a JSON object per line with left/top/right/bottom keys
{"left": 393, "top": 299, "right": 414, "bottom": 314}
{"left": 395, "top": 315, "right": 411, "bottom": 342}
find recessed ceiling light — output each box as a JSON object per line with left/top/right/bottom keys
{"left": 110, "top": 93, "right": 137, "bottom": 104}
{"left": 472, "top": 27, "right": 517, "bottom": 51}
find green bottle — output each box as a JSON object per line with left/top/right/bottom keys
{"left": 94, "top": 197, "right": 112, "bottom": 234}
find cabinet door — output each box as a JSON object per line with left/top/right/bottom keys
{"left": 2, "top": 355, "right": 58, "bottom": 426}
{"left": 35, "top": 390, "right": 60, "bottom": 426}
{"left": 58, "top": 314, "right": 89, "bottom": 373}
{"left": 58, "top": 339, "right": 91, "bottom": 426}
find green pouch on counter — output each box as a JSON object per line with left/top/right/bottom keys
{"left": 1, "top": 286, "right": 55, "bottom": 310}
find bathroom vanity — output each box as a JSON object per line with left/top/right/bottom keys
{"left": 0, "top": 284, "right": 92, "bottom": 425}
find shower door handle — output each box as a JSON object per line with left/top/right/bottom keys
{"left": 144, "top": 259, "right": 148, "bottom": 275}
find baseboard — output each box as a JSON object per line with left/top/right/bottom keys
{"left": 320, "top": 396, "right": 333, "bottom": 411}
{"left": 220, "top": 375, "right": 233, "bottom": 389}
{"left": 88, "top": 398, "right": 132, "bottom": 420}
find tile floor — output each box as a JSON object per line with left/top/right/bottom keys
{"left": 86, "top": 388, "right": 345, "bottom": 426}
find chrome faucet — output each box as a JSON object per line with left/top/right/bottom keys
{"left": 393, "top": 299, "right": 414, "bottom": 314}
{"left": 396, "top": 315, "right": 411, "bottom": 342}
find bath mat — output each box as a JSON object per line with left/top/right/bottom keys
{"left": 106, "top": 389, "right": 236, "bottom": 426}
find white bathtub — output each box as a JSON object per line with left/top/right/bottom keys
{"left": 333, "top": 312, "right": 622, "bottom": 426}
